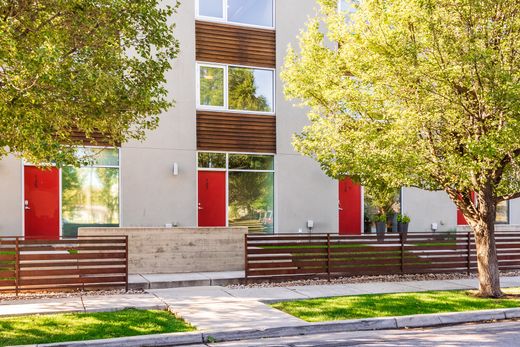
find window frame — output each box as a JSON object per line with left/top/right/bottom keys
{"left": 196, "top": 63, "right": 227, "bottom": 111}
{"left": 195, "top": 0, "right": 276, "bottom": 30}
{"left": 196, "top": 62, "right": 276, "bottom": 115}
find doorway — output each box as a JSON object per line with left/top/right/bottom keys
{"left": 198, "top": 171, "right": 226, "bottom": 227}
{"left": 24, "top": 166, "right": 60, "bottom": 239}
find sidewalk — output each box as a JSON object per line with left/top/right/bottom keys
{"left": 3, "top": 275, "right": 520, "bottom": 332}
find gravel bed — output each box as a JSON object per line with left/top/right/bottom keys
{"left": 228, "top": 270, "right": 520, "bottom": 289}
{"left": 0, "top": 289, "right": 144, "bottom": 303}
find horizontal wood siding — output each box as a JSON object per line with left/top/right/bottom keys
{"left": 69, "top": 129, "right": 115, "bottom": 147}
{"left": 197, "top": 111, "right": 276, "bottom": 153}
{"left": 196, "top": 21, "right": 276, "bottom": 68}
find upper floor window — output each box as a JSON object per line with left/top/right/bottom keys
{"left": 197, "top": 63, "right": 274, "bottom": 114}
{"left": 197, "top": 0, "right": 274, "bottom": 29}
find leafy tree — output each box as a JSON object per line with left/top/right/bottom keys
{"left": 282, "top": 0, "right": 520, "bottom": 297}
{"left": 0, "top": 0, "right": 179, "bottom": 166}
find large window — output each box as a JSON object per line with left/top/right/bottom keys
{"left": 197, "top": 0, "right": 274, "bottom": 28}
{"left": 496, "top": 200, "right": 509, "bottom": 224}
{"left": 198, "top": 152, "right": 275, "bottom": 233}
{"left": 62, "top": 148, "right": 120, "bottom": 237}
{"left": 197, "top": 63, "right": 274, "bottom": 114}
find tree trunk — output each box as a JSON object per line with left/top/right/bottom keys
{"left": 469, "top": 193, "right": 502, "bottom": 298}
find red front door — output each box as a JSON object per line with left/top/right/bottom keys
{"left": 339, "top": 178, "right": 362, "bottom": 235}
{"left": 198, "top": 171, "right": 226, "bottom": 227}
{"left": 24, "top": 166, "right": 60, "bottom": 239}
{"left": 457, "top": 192, "right": 475, "bottom": 225}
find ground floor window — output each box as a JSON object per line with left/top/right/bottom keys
{"left": 363, "top": 189, "right": 402, "bottom": 233}
{"left": 496, "top": 200, "right": 509, "bottom": 224}
{"left": 62, "top": 148, "right": 120, "bottom": 237}
{"left": 197, "top": 152, "right": 274, "bottom": 233}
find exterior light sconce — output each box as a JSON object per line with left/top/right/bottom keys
{"left": 173, "top": 162, "right": 179, "bottom": 176}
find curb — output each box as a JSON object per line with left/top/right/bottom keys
{"left": 30, "top": 307, "right": 520, "bottom": 346}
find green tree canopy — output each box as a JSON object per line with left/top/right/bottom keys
{"left": 282, "top": 0, "right": 520, "bottom": 297}
{"left": 0, "top": 0, "right": 179, "bottom": 166}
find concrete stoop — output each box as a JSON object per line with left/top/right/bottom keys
{"left": 34, "top": 308, "right": 520, "bottom": 347}
{"left": 129, "top": 271, "right": 245, "bottom": 290}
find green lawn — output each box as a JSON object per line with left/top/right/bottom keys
{"left": 271, "top": 288, "right": 520, "bottom": 322}
{"left": 0, "top": 309, "right": 195, "bottom": 346}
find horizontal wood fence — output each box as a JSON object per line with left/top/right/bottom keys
{"left": 0, "top": 236, "right": 128, "bottom": 294}
{"left": 245, "top": 232, "right": 520, "bottom": 282}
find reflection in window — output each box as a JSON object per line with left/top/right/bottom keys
{"left": 229, "top": 67, "right": 273, "bottom": 112}
{"left": 199, "top": 66, "right": 224, "bottom": 107}
{"left": 198, "top": 152, "right": 226, "bottom": 169}
{"left": 228, "top": 0, "right": 273, "bottom": 28}
{"left": 229, "top": 154, "right": 274, "bottom": 170}
{"left": 197, "top": 0, "right": 273, "bottom": 28}
{"left": 75, "top": 147, "right": 119, "bottom": 166}
{"left": 228, "top": 172, "right": 274, "bottom": 233}
{"left": 62, "top": 149, "right": 119, "bottom": 237}
{"left": 199, "top": 0, "right": 223, "bottom": 18}
{"left": 496, "top": 200, "right": 509, "bottom": 224}
{"left": 364, "top": 189, "right": 401, "bottom": 233}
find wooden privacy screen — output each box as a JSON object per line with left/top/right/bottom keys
{"left": 196, "top": 21, "right": 276, "bottom": 68}
{"left": 0, "top": 236, "right": 128, "bottom": 294}
{"left": 245, "top": 232, "right": 520, "bottom": 282}
{"left": 197, "top": 111, "right": 276, "bottom": 153}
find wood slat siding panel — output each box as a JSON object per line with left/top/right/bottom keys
{"left": 196, "top": 21, "right": 276, "bottom": 68}
{"left": 197, "top": 111, "right": 276, "bottom": 153}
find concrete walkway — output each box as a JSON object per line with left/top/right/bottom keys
{"left": 3, "top": 276, "right": 520, "bottom": 332}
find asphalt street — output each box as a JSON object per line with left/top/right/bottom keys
{"left": 203, "top": 320, "right": 520, "bottom": 347}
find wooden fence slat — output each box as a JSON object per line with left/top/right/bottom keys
{"left": 0, "top": 236, "right": 128, "bottom": 293}
{"left": 20, "top": 252, "right": 126, "bottom": 261}
{"left": 244, "top": 232, "right": 520, "bottom": 282}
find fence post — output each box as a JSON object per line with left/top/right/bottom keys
{"left": 15, "top": 237, "right": 20, "bottom": 296}
{"left": 400, "top": 233, "right": 404, "bottom": 274}
{"left": 244, "top": 234, "right": 248, "bottom": 285}
{"left": 125, "top": 235, "right": 129, "bottom": 292}
{"left": 327, "top": 233, "right": 331, "bottom": 282}
{"left": 467, "top": 232, "right": 471, "bottom": 275}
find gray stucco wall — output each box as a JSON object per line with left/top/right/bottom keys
{"left": 275, "top": 0, "right": 338, "bottom": 233}
{"left": 120, "top": 0, "right": 197, "bottom": 228}
{"left": 402, "top": 187, "right": 458, "bottom": 232}
{"left": 0, "top": 156, "right": 23, "bottom": 236}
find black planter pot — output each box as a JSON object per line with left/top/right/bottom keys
{"left": 398, "top": 222, "right": 409, "bottom": 242}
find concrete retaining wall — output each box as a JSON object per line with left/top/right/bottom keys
{"left": 78, "top": 227, "right": 248, "bottom": 274}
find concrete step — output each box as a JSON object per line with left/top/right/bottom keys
{"left": 129, "top": 271, "right": 245, "bottom": 290}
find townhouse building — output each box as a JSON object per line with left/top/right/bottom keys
{"left": 0, "top": 0, "right": 518, "bottom": 239}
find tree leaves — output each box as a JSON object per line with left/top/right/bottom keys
{"left": 282, "top": 0, "right": 520, "bottom": 221}
{"left": 0, "top": 0, "right": 180, "bottom": 166}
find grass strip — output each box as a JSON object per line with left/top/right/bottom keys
{"left": 271, "top": 287, "right": 520, "bottom": 322}
{"left": 0, "top": 308, "right": 194, "bottom": 346}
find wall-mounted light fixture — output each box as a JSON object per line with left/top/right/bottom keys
{"left": 173, "top": 162, "right": 179, "bottom": 176}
